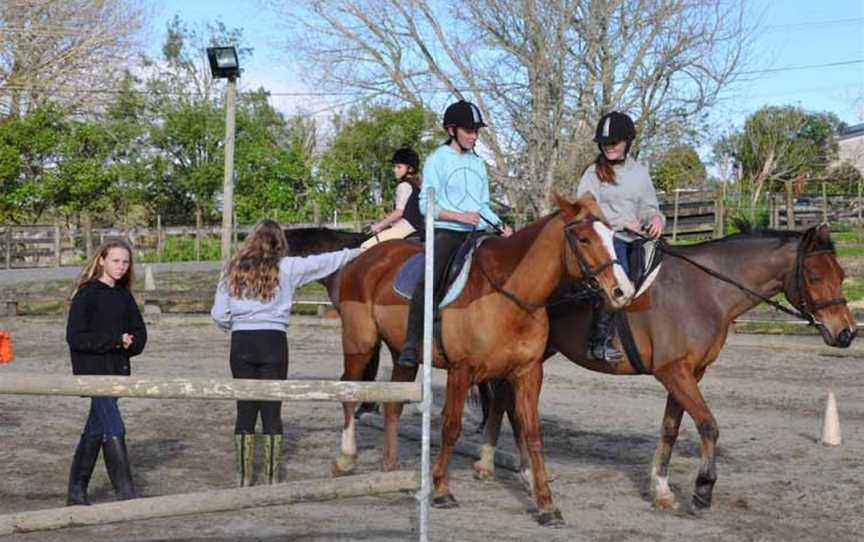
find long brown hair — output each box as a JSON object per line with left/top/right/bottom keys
{"left": 224, "top": 219, "right": 287, "bottom": 302}
{"left": 72, "top": 239, "right": 135, "bottom": 297}
{"left": 593, "top": 153, "right": 617, "bottom": 184}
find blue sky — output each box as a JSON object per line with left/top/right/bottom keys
{"left": 153, "top": 0, "right": 864, "bottom": 129}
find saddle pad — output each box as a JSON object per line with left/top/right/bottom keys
{"left": 393, "top": 249, "right": 475, "bottom": 308}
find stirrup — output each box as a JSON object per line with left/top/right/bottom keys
{"left": 590, "top": 338, "right": 623, "bottom": 364}
{"left": 396, "top": 346, "right": 419, "bottom": 368}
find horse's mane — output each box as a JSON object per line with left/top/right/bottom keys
{"left": 688, "top": 219, "right": 834, "bottom": 252}
{"left": 283, "top": 227, "right": 367, "bottom": 256}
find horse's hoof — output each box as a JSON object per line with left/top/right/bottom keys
{"left": 687, "top": 496, "right": 711, "bottom": 516}
{"left": 431, "top": 493, "right": 459, "bottom": 509}
{"left": 653, "top": 493, "right": 678, "bottom": 510}
{"left": 331, "top": 454, "right": 356, "bottom": 477}
{"left": 536, "top": 509, "right": 565, "bottom": 527}
{"left": 472, "top": 461, "right": 495, "bottom": 481}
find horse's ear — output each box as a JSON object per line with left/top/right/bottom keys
{"left": 553, "top": 192, "right": 580, "bottom": 218}
{"left": 802, "top": 223, "right": 831, "bottom": 250}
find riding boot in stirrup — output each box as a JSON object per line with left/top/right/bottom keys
{"left": 589, "top": 308, "right": 623, "bottom": 364}
{"left": 66, "top": 434, "right": 102, "bottom": 506}
{"left": 102, "top": 435, "right": 138, "bottom": 500}
{"left": 262, "top": 434, "right": 283, "bottom": 484}
{"left": 396, "top": 304, "right": 424, "bottom": 368}
{"left": 234, "top": 433, "right": 255, "bottom": 487}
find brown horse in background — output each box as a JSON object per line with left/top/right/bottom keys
{"left": 332, "top": 194, "right": 634, "bottom": 525}
{"left": 474, "top": 223, "right": 856, "bottom": 513}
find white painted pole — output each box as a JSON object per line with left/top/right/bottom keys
{"left": 418, "top": 187, "right": 435, "bottom": 542}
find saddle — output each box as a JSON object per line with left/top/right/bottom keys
{"left": 393, "top": 233, "right": 489, "bottom": 307}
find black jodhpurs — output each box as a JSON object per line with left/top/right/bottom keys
{"left": 404, "top": 228, "right": 470, "bottom": 347}
{"left": 230, "top": 330, "right": 288, "bottom": 434}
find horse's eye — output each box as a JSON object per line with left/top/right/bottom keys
{"left": 808, "top": 272, "right": 822, "bottom": 283}
{"left": 578, "top": 237, "right": 590, "bottom": 244}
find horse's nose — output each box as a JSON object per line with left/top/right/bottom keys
{"left": 837, "top": 327, "right": 856, "bottom": 348}
{"left": 613, "top": 287, "right": 624, "bottom": 299}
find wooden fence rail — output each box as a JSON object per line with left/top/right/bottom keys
{"left": 0, "top": 374, "right": 421, "bottom": 403}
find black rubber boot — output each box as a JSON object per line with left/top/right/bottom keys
{"left": 66, "top": 434, "right": 102, "bottom": 506}
{"left": 396, "top": 298, "right": 424, "bottom": 368}
{"left": 589, "top": 308, "right": 623, "bottom": 364}
{"left": 102, "top": 435, "right": 138, "bottom": 500}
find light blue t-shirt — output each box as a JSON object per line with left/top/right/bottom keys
{"left": 418, "top": 145, "right": 502, "bottom": 232}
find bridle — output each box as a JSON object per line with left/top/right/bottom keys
{"left": 656, "top": 234, "right": 846, "bottom": 326}
{"left": 475, "top": 214, "right": 621, "bottom": 313}
{"left": 791, "top": 245, "right": 847, "bottom": 325}
{"left": 562, "top": 216, "right": 619, "bottom": 291}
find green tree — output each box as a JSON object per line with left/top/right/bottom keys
{"left": 317, "top": 105, "right": 437, "bottom": 220}
{"left": 0, "top": 106, "right": 67, "bottom": 222}
{"left": 717, "top": 106, "right": 845, "bottom": 205}
{"left": 651, "top": 145, "right": 707, "bottom": 193}
{"left": 233, "top": 89, "right": 313, "bottom": 223}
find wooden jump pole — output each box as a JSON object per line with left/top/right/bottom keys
{"left": 0, "top": 373, "right": 421, "bottom": 403}
{"left": 0, "top": 471, "right": 419, "bottom": 536}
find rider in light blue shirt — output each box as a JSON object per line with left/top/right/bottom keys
{"left": 396, "top": 100, "right": 513, "bottom": 368}
{"left": 419, "top": 144, "right": 503, "bottom": 232}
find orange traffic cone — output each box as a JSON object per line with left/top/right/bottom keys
{"left": 0, "top": 330, "right": 13, "bottom": 364}
{"left": 820, "top": 391, "right": 841, "bottom": 447}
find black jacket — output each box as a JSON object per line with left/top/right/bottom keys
{"left": 66, "top": 280, "right": 147, "bottom": 376}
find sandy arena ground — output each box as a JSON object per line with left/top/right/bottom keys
{"left": 1, "top": 314, "right": 862, "bottom": 541}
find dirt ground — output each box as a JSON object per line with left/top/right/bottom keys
{"left": 1, "top": 314, "right": 862, "bottom": 541}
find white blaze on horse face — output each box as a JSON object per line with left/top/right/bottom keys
{"left": 592, "top": 221, "right": 635, "bottom": 303}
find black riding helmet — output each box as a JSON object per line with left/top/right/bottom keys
{"left": 392, "top": 147, "right": 420, "bottom": 172}
{"left": 443, "top": 100, "right": 487, "bottom": 130}
{"left": 594, "top": 111, "right": 636, "bottom": 161}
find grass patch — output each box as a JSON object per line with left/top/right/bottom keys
{"left": 836, "top": 245, "right": 864, "bottom": 257}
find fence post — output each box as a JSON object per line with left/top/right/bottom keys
{"left": 785, "top": 181, "right": 795, "bottom": 230}
{"left": 53, "top": 222, "right": 61, "bottom": 268}
{"left": 195, "top": 208, "right": 202, "bottom": 262}
{"left": 156, "top": 214, "right": 163, "bottom": 263}
{"left": 821, "top": 182, "right": 828, "bottom": 224}
{"left": 5, "top": 226, "right": 11, "bottom": 269}
{"left": 671, "top": 189, "right": 680, "bottom": 242}
{"left": 84, "top": 214, "right": 93, "bottom": 260}
{"left": 233, "top": 212, "right": 238, "bottom": 252}
{"left": 313, "top": 201, "right": 321, "bottom": 225}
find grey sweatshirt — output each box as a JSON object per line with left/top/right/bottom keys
{"left": 211, "top": 248, "right": 360, "bottom": 332}
{"left": 576, "top": 157, "right": 666, "bottom": 232}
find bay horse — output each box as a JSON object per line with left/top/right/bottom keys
{"left": 473, "top": 223, "right": 856, "bottom": 513}
{"left": 332, "top": 193, "right": 634, "bottom": 525}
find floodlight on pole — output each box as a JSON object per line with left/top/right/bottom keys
{"left": 207, "top": 46, "right": 239, "bottom": 262}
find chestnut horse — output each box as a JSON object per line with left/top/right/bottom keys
{"left": 332, "top": 194, "right": 634, "bottom": 525}
{"left": 474, "top": 223, "right": 856, "bottom": 513}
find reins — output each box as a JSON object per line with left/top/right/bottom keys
{"left": 651, "top": 235, "right": 845, "bottom": 326}
{"left": 473, "top": 215, "right": 618, "bottom": 315}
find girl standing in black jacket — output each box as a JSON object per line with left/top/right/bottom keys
{"left": 66, "top": 239, "right": 147, "bottom": 505}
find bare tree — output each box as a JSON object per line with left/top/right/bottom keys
{"left": 0, "top": 0, "right": 147, "bottom": 118}
{"left": 270, "top": 0, "right": 754, "bottom": 215}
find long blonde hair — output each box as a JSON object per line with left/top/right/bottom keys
{"left": 72, "top": 239, "right": 135, "bottom": 297}
{"left": 224, "top": 219, "right": 287, "bottom": 301}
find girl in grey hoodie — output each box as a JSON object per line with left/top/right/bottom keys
{"left": 211, "top": 219, "right": 360, "bottom": 486}
{"left": 576, "top": 111, "right": 665, "bottom": 364}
